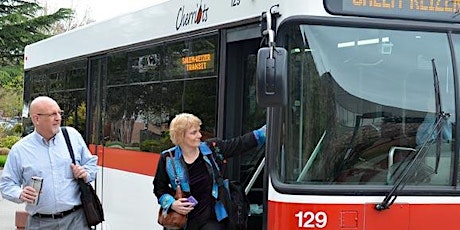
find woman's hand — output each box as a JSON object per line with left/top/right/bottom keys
{"left": 171, "top": 198, "right": 194, "bottom": 215}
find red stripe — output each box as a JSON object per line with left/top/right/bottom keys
{"left": 268, "top": 200, "right": 460, "bottom": 230}
{"left": 89, "top": 144, "right": 160, "bottom": 176}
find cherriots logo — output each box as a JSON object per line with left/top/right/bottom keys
{"left": 175, "top": 1, "right": 209, "bottom": 30}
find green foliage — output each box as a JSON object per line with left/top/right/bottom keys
{"left": 0, "top": 1, "right": 73, "bottom": 66}
{"left": 0, "top": 136, "right": 20, "bottom": 149}
{"left": 0, "top": 120, "right": 21, "bottom": 137}
{"left": 65, "top": 102, "right": 86, "bottom": 136}
{"left": 0, "top": 1, "right": 73, "bottom": 120}
{"left": 0, "top": 87, "right": 22, "bottom": 117}
{"left": 0, "top": 147, "right": 9, "bottom": 168}
{"left": 140, "top": 132, "right": 172, "bottom": 153}
{"left": 12, "top": 122, "right": 22, "bottom": 133}
{"left": 0, "top": 125, "right": 11, "bottom": 137}
{"left": 0, "top": 155, "right": 7, "bottom": 167}
{"left": 105, "top": 141, "right": 125, "bottom": 149}
{"left": 0, "top": 64, "right": 23, "bottom": 90}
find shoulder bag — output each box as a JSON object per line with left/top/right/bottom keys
{"left": 209, "top": 152, "right": 250, "bottom": 230}
{"left": 157, "top": 151, "right": 187, "bottom": 229}
{"left": 62, "top": 127, "right": 105, "bottom": 227}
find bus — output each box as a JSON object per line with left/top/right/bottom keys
{"left": 22, "top": 0, "right": 460, "bottom": 229}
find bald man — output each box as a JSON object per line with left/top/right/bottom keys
{"left": 0, "top": 96, "right": 98, "bottom": 230}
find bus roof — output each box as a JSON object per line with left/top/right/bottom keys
{"left": 24, "top": 0, "right": 327, "bottom": 70}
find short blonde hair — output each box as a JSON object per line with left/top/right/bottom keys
{"left": 169, "top": 113, "right": 202, "bottom": 145}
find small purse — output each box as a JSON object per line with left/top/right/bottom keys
{"left": 157, "top": 184, "right": 187, "bottom": 229}
{"left": 157, "top": 151, "right": 187, "bottom": 229}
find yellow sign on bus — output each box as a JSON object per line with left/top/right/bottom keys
{"left": 182, "top": 53, "right": 213, "bottom": 72}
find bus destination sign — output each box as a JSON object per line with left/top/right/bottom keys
{"left": 324, "top": 0, "right": 460, "bottom": 23}
{"left": 182, "top": 53, "right": 214, "bottom": 72}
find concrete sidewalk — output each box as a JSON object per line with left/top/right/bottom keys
{"left": 0, "top": 169, "right": 26, "bottom": 230}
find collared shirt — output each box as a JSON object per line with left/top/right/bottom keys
{"left": 0, "top": 126, "right": 98, "bottom": 215}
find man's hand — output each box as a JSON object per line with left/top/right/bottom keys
{"left": 20, "top": 186, "right": 38, "bottom": 204}
{"left": 71, "top": 164, "right": 88, "bottom": 181}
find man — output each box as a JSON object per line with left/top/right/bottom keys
{"left": 0, "top": 96, "right": 98, "bottom": 229}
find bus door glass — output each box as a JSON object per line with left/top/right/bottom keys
{"left": 88, "top": 56, "right": 106, "bottom": 153}
{"left": 278, "top": 24, "right": 456, "bottom": 187}
{"left": 224, "top": 25, "right": 265, "bottom": 224}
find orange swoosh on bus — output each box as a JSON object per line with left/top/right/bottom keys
{"left": 89, "top": 144, "right": 160, "bottom": 176}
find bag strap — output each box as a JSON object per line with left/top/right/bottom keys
{"left": 209, "top": 154, "right": 224, "bottom": 186}
{"left": 167, "top": 150, "right": 181, "bottom": 187}
{"left": 62, "top": 127, "right": 90, "bottom": 187}
{"left": 61, "top": 127, "right": 76, "bottom": 164}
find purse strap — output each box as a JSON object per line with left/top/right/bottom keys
{"left": 167, "top": 150, "right": 184, "bottom": 199}
{"left": 61, "top": 127, "right": 76, "bottom": 164}
{"left": 168, "top": 151, "right": 181, "bottom": 187}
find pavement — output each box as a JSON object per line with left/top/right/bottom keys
{"left": 0, "top": 169, "right": 26, "bottom": 230}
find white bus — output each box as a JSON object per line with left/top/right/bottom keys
{"left": 23, "top": 0, "right": 460, "bottom": 229}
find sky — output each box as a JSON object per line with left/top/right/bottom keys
{"left": 37, "top": 0, "right": 164, "bottom": 22}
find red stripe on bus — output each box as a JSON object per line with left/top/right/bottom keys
{"left": 268, "top": 200, "right": 460, "bottom": 230}
{"left": 89, "top": 144, "right": 160, "bottom": 176}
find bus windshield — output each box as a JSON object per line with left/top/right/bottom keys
{"left": 278, "top": 24, "right": 457, "bottom": 186}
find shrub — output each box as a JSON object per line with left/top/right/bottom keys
{"left": 105, "top": 141, "right": 125, "bottom": 149}
{"left": 0, "top": 136, "right": 21, "bottom": 149}
{"left": 140, "top": 132, "right": 172, "bottom": 153}
{"left": 0, "top": 147, "right": 9, "bottom": 155}
{"left": 13, "top": 123, "right": 22, "bottom": 134}
{"left": 0, "top": 155, "right": 7, "bottom": 168}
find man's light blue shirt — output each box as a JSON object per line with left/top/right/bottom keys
{"left": 0, "top": 126, "right": 98, "bottom": 215}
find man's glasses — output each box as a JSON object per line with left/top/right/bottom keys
{"left": 36, "top": 111, "right": 64, "bottom": 118}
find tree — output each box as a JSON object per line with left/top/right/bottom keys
{"left": 0, "top": 63, "right": 22, "bottom": 117}
{"left": 0, "top": 0, "right": 73, "bottom": 117}
{"left": 0, "top": 0, "right": 73, "bottom": 66}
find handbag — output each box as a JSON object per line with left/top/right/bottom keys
{"left": 157, "top": 151, "right": 187, "bottom": 229}
{"left": 62, "top": 127, "right": 105, "bottom": 227}
{"left": 210, "top": 156, "right": 249, "bottom": 230}
{"left": 157, "top": 184, "right": 187, "bottom": 229}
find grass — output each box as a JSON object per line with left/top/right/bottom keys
{"left": 0, "top": 155, "right": 7, "bottom": 168}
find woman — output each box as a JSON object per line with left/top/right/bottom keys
{"left": 153, "top": 113, "right": 266, "bottom": 230}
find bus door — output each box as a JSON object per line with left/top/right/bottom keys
{"left": 222, "top": 24, "right": 266, "bottom": 229}
{"left": 87, "top": 56, "right": 107, "bottom": 205}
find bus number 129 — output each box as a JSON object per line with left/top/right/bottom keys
{"left": 295, "top": 211, "right": 328, "bottom": 228}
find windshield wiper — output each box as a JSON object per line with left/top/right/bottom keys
{"left": 432, "top": 58, "right": 444, "bottom": 173}
{"left": 375, "top": 117, "right": 447, "bottom": 210}
{"left": 375, "top": 58, "right": 449, "bottom": 211}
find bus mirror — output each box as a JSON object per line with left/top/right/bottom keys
{"left": 256, "top": 47, "right": 287, "bottom": 107}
